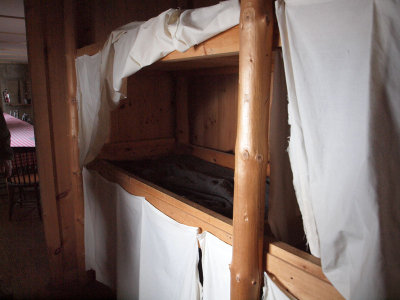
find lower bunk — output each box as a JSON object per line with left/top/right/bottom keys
{"left": 85, "top": 158, "right": 343, "bottom": 299}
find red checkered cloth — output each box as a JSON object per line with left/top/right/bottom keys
{"left": 4, "top": 113, "right": 35, "bottom": 147}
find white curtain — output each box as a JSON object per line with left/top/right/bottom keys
{"left": 75, "top": 0, "right": 240, "bottom": 166}
{"left": 262, "top": 272, "right": 290, "bottom": 300}
{"left": 83, "top": 168, "right": 200, "bottom": 299}
{"left": 199, "top": 231, "right": 289, "bottom": 300}
{"left": 276, "top": 0, "right": 400, "bottom": 299}
{"left": 198, "top": 232, "right": 232, "bottom": 300}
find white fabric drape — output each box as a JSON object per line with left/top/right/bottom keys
{"left": 198, "top": 232, "right": 232, "bottom": 300}
{"left": 276, "top": 0, "right": 400, "bottom": 299}
{"left": 76, "top": 1, "right": 240, "bottom": 166}
{"left": 83, "top": 168, "right": 200, "bottom": 299}
{"left": 198, "top": 232, "right": 289, "bottom": 300}
{"left": 262, "top": 273, "right": 290, "bottom": 300}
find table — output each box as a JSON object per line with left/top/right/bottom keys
{"left": 4, "top": 113, "right": 35, "bottom": 147}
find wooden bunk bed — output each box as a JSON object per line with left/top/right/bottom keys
{"left": 75, "top": 2, "right": 343, "bottom": 299}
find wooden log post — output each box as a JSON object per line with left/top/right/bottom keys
{"left": 25, "top": 0, "right": 86, "bottom": 284}
{"left": 63, "top": 0, "right": 86, "bottom": 283}
{"left": 24, "top": 0, "right": 64, "bottom": 285}
{"left": 230, "top": 0, "right": 274, "bottom": 299}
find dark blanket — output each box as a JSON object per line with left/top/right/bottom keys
{"left": 112, "top": 155, "right": 268, "bottom": 219}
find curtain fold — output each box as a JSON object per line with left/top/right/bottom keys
{"left": 276, "top": 0, "right": 400, "bottom": 298}
{"left": 83, "top": 168, "right": 200, "bottom": 299}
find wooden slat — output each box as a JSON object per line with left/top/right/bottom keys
{"left": 98, "top": 138, "right": 176, "bottom": 161}
{"left": 266, "top": 254, "right": 344, "bottom": 300}
{"left": 90, "top": 159, "right": 233, "bottom": 244}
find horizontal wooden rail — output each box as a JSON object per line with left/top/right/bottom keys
{"left": 266, "top": 243, "right": 344, "bottom": 300}
{"left": 90, "top": 159, "right": 233, "bottom": 244}
{"left": 176, "top": 143, "right": 271, "bottom": 176}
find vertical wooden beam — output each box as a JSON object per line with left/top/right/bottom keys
{"left": 230, "top": 0, "right": 274, "bottom": 299}
{"left": 43, "top": 0, "right": 79, "bottom": 282}
{"left": 63, "top": 0, "right": 86, "bottom": 283}
{"left": 24, "top": 0, "right": 64, "bottom": 285}
{"left": 25, "top": 0, "right": 85, "bottom": 284}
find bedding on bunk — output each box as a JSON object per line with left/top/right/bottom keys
{"left": 111, "top": 155, "right": 269, "bottom": 219}
{"left": 276, "top": 0, "right": 400, "bottom": 299}
{"left": 76, "top": 0, "right": 240, "bottom": 166}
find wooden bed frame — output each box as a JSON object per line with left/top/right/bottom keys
{"left": 78, "top": 15, "right": 342, "bottom": 300}
{"left": 26, "top": 0, "right": 343, "bottom": 299}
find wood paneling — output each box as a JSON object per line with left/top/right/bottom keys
{"left": 188, "top": 70, "right": 238, "bottom": 152}
{"left": 110, "top": 71, "right": 175, "bottom": 143}
{"left": 76, "top": 0, "right": 179, "bottom": 48}
{"left": 99, "top": 138, "right": 175, "bottom": 161}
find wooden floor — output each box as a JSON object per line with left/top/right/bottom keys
{"left": 0, "top": 186, "right": 115, "bottom": 299}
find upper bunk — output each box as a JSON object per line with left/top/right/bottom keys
{"left": 76, "top": 25, "right": 280, "bottom": 70}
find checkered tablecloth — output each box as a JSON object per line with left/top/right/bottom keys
{"left": 4, "top": 113, "right": 35, "bottom": 147}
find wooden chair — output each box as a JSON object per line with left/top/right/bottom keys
{"left": 7, "top": 147, "right": 41, "bottom": 220}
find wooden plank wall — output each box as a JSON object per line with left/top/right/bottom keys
{"left": 109, "top": 71, "right": 175, "bottom": 143}
{"left": 188, "top": 69, "right": 238, "bottom": 153}
{"left": 76, "top": 0, "right": 234, "bottom": 151}
{"left": 76, "top": 0, "right": 220, "bottom": 49}
{"left": 108, "top": 67, "right": 239, "bottom": 154}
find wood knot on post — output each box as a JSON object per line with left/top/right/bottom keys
{"left": 265, "top": 15, "right": 270, "bottom": 25}
{"left": 242, "top": 150, "right": 250, "bottom": 160}
{"left": 241, "top": 7, "right": 255, "bottom": 29}
{"left": 251, "top": 280, "right": 257, "bottom": 285}
{"left": 244, "top": 213, "right": 249, "bottom": 222}
{"left": 236, "top": 274, "right": 240, "bottom": 282}
{"left": 256, "top": 154, "right": 263, "bottom": 163}
{"left": 56, "top": 190, "right": 70, "bottom": 201}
